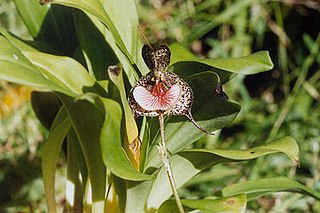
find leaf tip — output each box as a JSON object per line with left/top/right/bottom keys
{"left": 108, "top": 64, "right": 122, "bottom": 77}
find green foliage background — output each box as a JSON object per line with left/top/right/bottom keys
{"left": 0, "top": 0, "right": 319, "bottom": 212}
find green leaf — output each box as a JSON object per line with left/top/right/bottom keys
{"left": 79, "top": 1, "right": 147, "bottom": 83}
{"left": 125, "top": 180, "right": 153, "bottom": 213}
{"left": 108, "top": 65, "right": 139, "bottom": 147}
{"left": 0, "top": 28, "right": 37, "bottom": 51}
{"left": 87, "top": 14, "right": 143, "bottom": 84}
{"left": 31, "top": 91, "right": 62, "bottom": 130}
{"left": 108, "top": 65, "right": 140, "bottom": 169}
{"left": 0, "top": 27, "right": 62, "bottom": 55}
{"left": 0, "top": 36, "right": 67, "bottom": 93}
{"left": 73, "top": 9, "right": 118, "bottom": 80}
{"left": 147, "top": 154, "right": 191, "bottom": 210}
{"left": 147, "top": 136, "right": 299, "bottom": 209}
{"left": 219, "top": 177, "right": 320, "bottom": 201}
{"left": 15, "top": 0, "right": 78, "bottom": 54}
{"left": 103, "top": 0, "right": 149, "bottom": 78}
{"left": 40, "top": 0, "right": 144, "bottom": 82}
{"left": 40, "top": 0, "right": 122, "bottom": 49}
{"left": 100, "top": 0, "right": 147, "bottom": 78}
{"left": 23, "top": 51, "right": 95, "bottom": 95}
{"left": 146, "top": 72, "right": 240, "bottom": 170}
{"left": 13, "top": 0, "right": 49, "bottom": 38}
{"left": 42, "top": 107, "right": 71, "bottom": 213}
{"left": 100, "top": 96, "right": 152, "bottom": 181}
{"left": 159, "top": 194, "right": 247, "bottom": 213}
{"left": 59, "top": 93, "right": 106, "bottom": 211}
{"left": 169, "top": 43, "right": 274, "bottom": 82}
{"left": 66, "top": 128, "right": 85, "bottom": 211}
{"left": 139, "top": 117, "right": 150, "bottom": 172}
{"left": 179, "top": 136, "right": 299, "bottom": 169}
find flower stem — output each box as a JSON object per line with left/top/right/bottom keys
{"left": 158, "top": 113, "right": 185, "bottom": 213}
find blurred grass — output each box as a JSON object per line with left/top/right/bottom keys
{"left": 0, "top": 0, "right": 319, "bottom": 212}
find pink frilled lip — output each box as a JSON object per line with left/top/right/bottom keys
{"left": 133, "top": 83, "right": 181, "bottom": 111}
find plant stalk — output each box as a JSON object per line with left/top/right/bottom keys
{"left": 158, "top": 113, "right": 185, "bottom": 213}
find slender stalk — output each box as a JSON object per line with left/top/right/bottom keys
{"left": 158, "top": 113, "right": 185, "bottom": 213}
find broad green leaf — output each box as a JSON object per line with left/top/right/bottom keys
{"left": 169, "top": 43, "right": 273, "bottom": 82}
{"left": 66, "top": 128, "right": 88, "bottom": 212}
{"left": 73, "top": 9, "right": 118, "bottom": 80}
{"left": 81, "top": 3, "right": 146, "bottom": 83}
{"left": 146, "top": 72, "right": 240, "bottom": 170}
{"left": 147, "top": 136, "right": 299, "bottom": 209}
{"left": 148, "top": 153, "right": 223, "bottom": 210}
{"left": 108, "top": 65, "right": 138, "bottom": 143}
{"left": 69, "top": 128, "right": 88, "bottom": 194}
{"left": 125, "top": 180, "right": 153, "bottom": 213}
{"left": 13, "top": 0, "right": 49, "bottom": 38}
{"left": 85, "top": 14, "right": 143, "bottom": 85}
{"left": 100, "top": 0, "right": 147, "bottom": 79}
{"left": 177, "top": 136, "right": 299, "bottom": 170}
{"left": 219, "top": 177, "right": 320, "bottom": 201}
{"left": 158, "top": 194, "right": 247, "bottom": 213}
{"left": 196, "top": 136, "right": 299, "bottom": 164}
{"left": 40, "top": 0, "right": 144, "bottom": 83}
{"left": 31, "top": 91, "right": 61, "bottom": 130}
{"left": 100, "top": 96, "right": 152, "bottom": 180}
{"left": 146, "top": 154, "right": 202, "bottom": 210}
{"left": 139, "top": 117, "right": 150, "bottom": 172}
{"left": 42, "top": 107, "right": 71, "bottom": 213}
{"left": 23, "top": 51, "right": 95, "bottom": 95}
{"left": 111, "top": 175, "right": 126, "bottom": 213}
{"left": 108, "top": 65, "right": 140, "bottom": 168}
{"left": 0, "top": 36, "right": 68, "bottom": 93}
{"left": 0, "top": 28, "right": 37, "bottom": 51}
{"left": 0, "top": 27, "right": 62, "bottom": 55}
{"left": 59, "top": 93, "right": 106, "bottom": 211}
{"left": 39, "top": 0, "right": 124, "bottom": 51}
{"left": 15, "top": 0, "right": 78, "bottom": 54}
